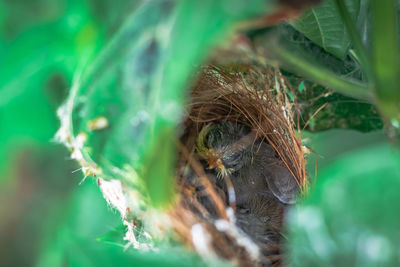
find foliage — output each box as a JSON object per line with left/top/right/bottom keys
{"left": 291, "top": 0, "right": 360, "bottom": 59}
{"left": 1, "top": 0, "right": 400, "bottom": 266}
{"left": 269, "top": 24, "right": 383, "bottom": 132}
{"left": 0, "top": 0, "right": 101, "bottom": 175}
{"left": 262, "top": 0, "right": 400, "bottom": 124}
{"left": 0, "top": 0, "right": 204, "bottom": 265}
{"left": 287, "top": 142, "right": 400, "bottom": 266}
{"left": 36, "top": 180, "right": 205, "bottom": 267}
{"left": 295, "top": 81, "right": 383, "bottom": 132}
{"left": 58, "top": 0, "right": 279, "bottom": 209}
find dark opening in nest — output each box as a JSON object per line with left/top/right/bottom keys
{"left": 170, "top": 65, "right": 307, "bottom": 267}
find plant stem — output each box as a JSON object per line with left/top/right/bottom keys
{"left": 268, "top": 43, "right": 372, "bottom": 101}
{"left": 335, "top": 0, "right": 372, "bottom": 80}
{"left": 370, "top": 0, "right": 400, "bottom": 119}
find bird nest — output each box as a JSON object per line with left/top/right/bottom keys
{"left": 169, "top": 65, "right": 307, "bottom": 266}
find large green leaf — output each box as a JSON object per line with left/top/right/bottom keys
{"left": 286, "top": 142, "right": 400, "bottom": 266}
{"left": 59, "top": 0, "right": 279, "bottom": 207}
{"left": 291, "top": 0, "right": 361, "bottom": 59}
{"left": 0, "top": 0, "right": 101, "bottom": 175}
{"left": 35, "top": 178, "right": 209, "bottom": 267}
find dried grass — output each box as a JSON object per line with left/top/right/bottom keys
{"left": 169, "top": 65, "right": 307, "bottom": 266}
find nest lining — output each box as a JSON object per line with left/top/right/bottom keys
{"left": 169, "top": 65, "right": 307, "bottom": 267}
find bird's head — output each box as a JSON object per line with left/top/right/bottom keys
{"left": 196, "top": 122, "right": 254, "bottom": 177}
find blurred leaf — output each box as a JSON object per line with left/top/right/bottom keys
{"left": 36, "top": 179, "right": 121, "bottom": 267}
{"left": 0, "top": 0, "right": 64, "bottom": 40}
{"left": 64, "top": 0, "right": 280, "bottom": 207}
{"left": 96, "top": 224, "right": 127, "bottom": 248}
{"left": 66, "top": 244, "right": 209, "bottom": 267}
{"left": 302, "top": 129, "right": 386, "bottom": 178}
{"left": 0, "top": 0, "right": 102, "bottom": 174}
{"left": 37, "top": 180, "right": 209, "bottom": 267}
{"left": 143, "top": 128, "right": 176, "bottom": 207}
{"left": 0, "top": 145, "right": 80, "bottom": 266}
{"left": 370, "top": 0, "right": 400, "bottom": 120}
{"left": 291, "top": 0, "right": 361, "bottom": 59}
{"left": 86, "top": 0, "right": 142, "bottom": 38}
{"left": 287, "top": 142, "right": 400, "bottom": 266}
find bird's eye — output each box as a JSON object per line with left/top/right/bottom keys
{"left": 223, "top": 152, "right": 241, "bottom": 169}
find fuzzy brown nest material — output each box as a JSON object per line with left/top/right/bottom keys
{"left": 170, "top": 65, "right": 307, "bottom": 267}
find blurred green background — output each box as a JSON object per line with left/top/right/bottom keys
{"left": 0, "top": 0, "right": 204, "bottom": 266}
{"left": 1, "top": 0, "right": 399, "bottom": 266}
{"left": 0, "top": 0, "right": 134, "bottom": 266}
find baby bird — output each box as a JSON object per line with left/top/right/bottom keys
{"left": 196, "top": 122, "right": 254, "bottom": 178}
{"left": 196, "top": 121, "right": 299, "bottom": 205}
{"left": 195, "top": 121, "right": 300, "bottom": 264}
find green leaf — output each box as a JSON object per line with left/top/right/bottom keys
{"left": 371, "top": 0, "right": 400, "bottom": 120}
{"left": 295, "top": 81, "right": 383, "bottom": 132}
{"left": 0, "top": 0, "right": 101, "bottom": 174}
{"left": 37, "top": 179, "right": 210, "bottom": 267}
{"left": 62, "top": 0, "right": 279, "bottom": 207}
{"left": 142, "top": 128, "right": 176, "bottom": 207}
{"left": 287, "top": 142, "right": 400, "bottom": 266}
{"left": 334, "top": 0, "right": 371, "bottom": 78}
{"left": 291, "top": 0, "right": 361, "bottom": 59}
{"left": 96, "top": 224, "right": 127, "bottom": 248}
{"left": 254, "top": 25, "right": 372, "bottom": 101}
{"left": 66, "top": 244, "right": 209, "bottom": 267}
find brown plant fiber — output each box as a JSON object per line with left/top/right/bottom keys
{"left": 170, "top": 65, "right": 307, "bottom": 267}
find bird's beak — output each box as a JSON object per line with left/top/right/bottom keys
{"left": 208, "top": 158, "right": 225, "bottom": 172}
{"left": 208, "top": 158, "right": 217, "bottom": 169}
